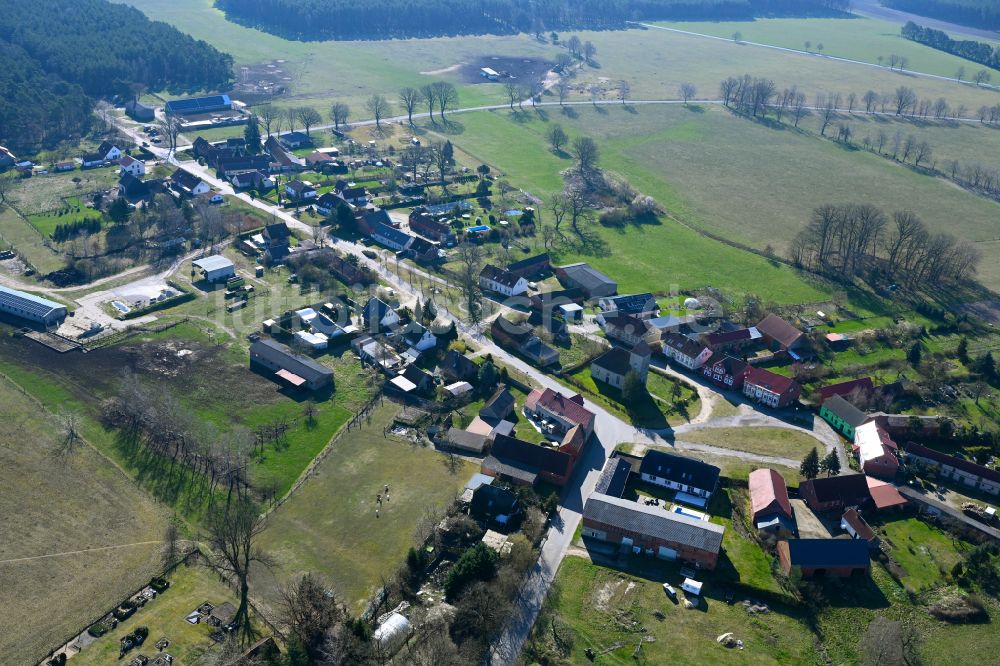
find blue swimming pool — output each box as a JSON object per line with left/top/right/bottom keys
{"left": 466, "top": 225, "right": 490, "bottom": 233}
{"left": 112, "top": 300, "right": 131, "bottom": 314}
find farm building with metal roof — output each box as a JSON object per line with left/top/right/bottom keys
{"left": 0, "top": 285, "right": 67, "bottom": 328}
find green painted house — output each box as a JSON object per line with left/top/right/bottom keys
{"left": 820, "top": 394, "right": 868, "bottom": 440}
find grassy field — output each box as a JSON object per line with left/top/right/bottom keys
{"left": 678, "top": 426, "right": 823, "bottom": 460}
{"left": 566, "top": 364, "right": 700, "bottom": 428}
{"left": 119, "top": 0, "right": 548, "bottom": 117}
{"left": 571, "top": 24, "right": 999, "bottom": 112}
{"left": 531, "top": 556, "right": 817, "bottom": 665}
{"left": 250, "top": 401, "right": 476, "bottom": 613}
{"left": 663, "top": 17, "right": 1000, "bottom": 79}
{"left": 27, "top": 196, "right": 103, "bottom": 237}
{"left": 0, "top": 377, "right": 170, "bottom": 665}
{"left": 70, "top": 561, "right": 243, "bottom": 665}
{"left": 435, "top": 105, "right": 1000, "bottom": 293}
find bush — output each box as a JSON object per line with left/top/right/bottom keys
{"left": 47, "top": 654, "right": 67, "bottom": 666}
{"left": 444, "top": 543, "right": 498, "bottom": 601}
{"left": 134, "top": 626, "right": 149, "bottom": 641}
{"left": 87, "top": 622, "right": 109, "bottom": 638}
{"left": 149, "top": 576, "right": 170, "bottom": 593}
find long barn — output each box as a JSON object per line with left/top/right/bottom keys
{"left": 0, "top": 285, "right": 67, "bottom": 329}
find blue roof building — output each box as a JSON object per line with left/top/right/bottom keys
{"left": 0, "top": 286, "right": 67, "bottom": 328}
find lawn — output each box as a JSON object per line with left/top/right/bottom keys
{"left": 250, "top": 401, "right": 477, "bottom": 613}
{"left": 677, "top": 426, "right": 823, "bottom": 460}
{"left": 438, "top": 105, "right": 1000, "bottom": 293}
{"left": 120, "top": 0, "right": 545, "bottom": 116}
{"left": 0, "top": 377, "right": 170, "bottom": 665}
{"left": 70, "top": 561, "right": 245, "bottom": 665}
{"left": 27, "top": 196, "right": 103, "bottom": 237}
{"left": 529, "top": 555, "right": 818, "bottom": 665}
{"left": 662, "top": 17, "right": 1000, "bottom": 79}
{"left": 878, "top": 516, "right": 971, "bottom": 591}
{"left": 566, "top": 364, "right": 698, "bottom": 428}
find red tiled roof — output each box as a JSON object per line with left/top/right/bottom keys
{"left": 744, "top": 366, "right": 798, "bottom": 395}
{"left": 705, "top": 328, "right": 754, "bottom": 346}
{"left": 906, "top": 443, "right": 1000, "bottom": 484}
{"left": 749, "top": 468, "right": 793, "bottom": 520}
{"left": 842, "top": 508, "right": 877, "bottom": 541}
{"left": 525, "top": 387, "right": 595, "bottom": 432}
{"left": 865, "top": 477, "right": 908, "bottom": 509}
{"left": 819, "top": 377, "right": 875, "bottom": 401}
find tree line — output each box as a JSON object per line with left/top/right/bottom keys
{"left": 214, "top": 0, "right": 847, "bottom": 41}
{"left": 0, "top": 41, "right": 93, "bottom": 152}
{"left": 0, "top": 0, "right": 233, "bottom": 152}
{"left": 886, "top": 0, "right": 1000, "bottom": 31}
{"left": 901, "top": 21, "right": 1000, "bottom": 72}
{"left": 789, "top": 203, "right": 980, "bottom": 288}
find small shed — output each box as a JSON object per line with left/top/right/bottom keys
{"left": 193, "top": 255, "right": 236, "bottom": 283}
{"left": 681, "top": 578, "right": 703, "bottom": 596}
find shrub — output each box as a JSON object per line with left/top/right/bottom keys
{"left": 134, "top": 626, "right": 149, "bottom": 641}
{"left": 149, "top": 576, "right": 170, "bottom": 593}
{"left": 47, "top": 654, "right": 67, "bottom": 666}
{"left": 444, "top": 543, "right": 498, "bottom": 601}
{"left": 87, "top": 622, "right": 109, "bottom": 638}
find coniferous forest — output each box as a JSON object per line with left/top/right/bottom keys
{"left": 215, "top": 0, "right": 849, "bottom": 41}
{"left": 0, "top": 0, "right": 233, "bottom": 153}
{"left": 886, "top": 0, "right": 1000, "bottom": 31}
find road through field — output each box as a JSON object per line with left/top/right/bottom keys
{"left": 634, "top": 21, "right": 999, "bottom": 91}
{"left": 851, "top": 0, "right": 1000, "bottom": 42}
{"left": 0, "top": 540, "right": 165, "bottom": 565}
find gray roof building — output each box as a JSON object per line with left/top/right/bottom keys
{"left": 556, "top": 262, "right": 617, "bottom": 298}
{"left": 250, "top": 338, "right": 334, "bottom": 391}
{"left": 583, "top": 493, "right": 725, "bottom": 554}
{"left": 0, "top": 285, "right": 67, "bottom": 328}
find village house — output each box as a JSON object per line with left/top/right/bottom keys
{"left": 700, "top": 353, "right": 750, "bottom": 390}
{"left": 777, "top": 538, "right": 870, "bottom": 578}
{"left": 742, "top": 366, "right": 801, "bottom": 408}
{"left": 192, "top": 255, "right": 235, "bottom": 283}
{"left": 249, "top": 338, "right": 334, "bottom": 391}
{"left": 281, "top": 131, "right": 313, "bottom": 150}
{"left": 748, "top": 468, "right": 795, "bottom": 538}
{"left": 362, "top": 297, "right": 400, "bottom": 333}
{"left": 841, "top": 508, "right": 880, "bottom": 549}
{"left": 756, "top": 313, "right": 807, "bottom": 356}
{"left": 230, "top": 170, "right": 274, "bottom": 190}
{"left": 0, "top": 146, "right": 16, "bottom": 170}
{"left": 490, "top": 316, "right": 559, "bottom": 367}
{"left": 590, "top": 342, "right": 651, "bottom": 388}
{"left": 436, "top": 350, "right": 478, "bottom": 383}
{"left": 370, "top": 223, "right": 414, "bottom": 252}
{"left": 81, "top": 141, "right": 122, "bottom": 168}
{"left": 819, "top": 377, "right": 876, "bottom": 402}
{"left": 218, "top": 155, "right": 273, "bottom": 177}
{"left": 329, "top": 253, "right": 373, "bottom": 286}
{"left": 262, "top": 222, "right": 292, "bottom": 264}
{"left": 118, "top": 155, "right": 145, "bottom": 178}
{"left": 54, "top": 161, "right": 76, "bottom": 172}
{"left": 865, "top": 476, "right": 909, "bottom": 511}
{"left": 703, "top": 326, "right": 762, "bottom": 352}
{"left": 339, "top": 185, "right": 368, "bottom": 206}
{"left": 853, "top": 421, "right": 899, "bottom": 479}
{"left": 482, "top": 434, "right": 576, "bottom": 487}
{"left": 118, "top": 173, "right": 150, "bottom": 202}
{"left": 480, "top": 387, "right": 516, "bottom": 424}
{"left": 479, "top": 264, "right": 528, "bottom": 297}
{"left": 800, "top": 474, "right": 871, "bottom": 513}
{"left": 820, "top": 394, "right": 869, "bottom": 440}
{"left": 398, "top": 364, "right": 434, "bottom": 394}
{"left": 506, "top": 253, "right": 551, "bottom": 280}
{"left": 265, "top": 136, "right": 304, "bottom": 172}
{"left": 638, "top": 450, "right": 720, "bottom": 507}
{"left": 600, "top": 311, "right": 657, "bottom": 347}
{"left": 170, "top": 168, "right": 211, "bottom": 197}
{"left": 397, "top": 320, "right": 437, "bottom": 354}
{"left": 408, "top": 209, "right": 455, "bottom": 244}
{"left": 125, "top": 99, "right": 155, "bottom": 122}
{"left": 315, "top": 192, "right": 342, "bottom": 216}
{"left": 582, "top": 493, "right": 725, "bottom": 569}
{"left": 598, "top": 293, "right": 659, "bottom": 319}
{"left": 905, "top": 443, "right": 1000, "bottom": 496}
{"left": 306, "top": 151, "right": 338, "bottom": 171}
{"left": 555, "top": 262, "right": 617, "bottom": 299}
{"left": 352, "top": 335, "right": 403, "bottom": 372}
{"left": 523, "top": 387, "right": 596, "bottom": 439}
{"left": 661, "top": 332, "right": 713, "bottom": 370}
{"left": 284, "top": 179, "right": 317, "bottom": 202}
{"left": 471, "top": 484, "right": 522, "bottom": 529}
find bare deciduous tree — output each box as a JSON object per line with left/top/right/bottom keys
{"left": 206, "top": 497, "right": 271, "bottom": 645}
{"left": 546, "top": 123, "right": 568, "bottom": 153}
{"left": 297, "top": 107, "right": 322, "bottom": 137}
{"left": 571, "top": 136, "right": 599, "bottom": 172}
{"left": 365, "top": 95, "right": 391, "bottom": 130}
{"left": 257, "top": 104, "right": 278, "bottom": 137}
{"left": 330, "top": 103, "right": 350, "bottom": 130}
{"left": 679, "top": 82, "right": 696, "bottom": 104}
{"left": 431, "top": 81, "right": 458, "bottom": 120}
{"left": 280, "top": 573, "right": 342, "bottom": 661}
{"left": 399, "top": 87, "right": 422, "bottom": 125}
{"left": 455, "top": 242, "right": 485, "bottom": 326}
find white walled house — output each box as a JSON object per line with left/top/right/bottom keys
{"left": 590, "top": 343, "right": 651, "bottom": 388}
{"left": 118, "top": 155, "right": 146, "bottom": 177}
{"left": 479, "top": 264, "right": 528, "bottom": 297}
{"left": 661, "top": 332, "right": 713, "bottom": 370}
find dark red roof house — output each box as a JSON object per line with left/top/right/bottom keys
{"left": 818, "top": 377, "right": 875, "bottom": 402}
{"left": 482, "top": 434, "right": 575, "bottom": 487}
{"left": 701, "top": 353, "right": 750, "bottom": 390}
{"left": 756, "top": 313, "right": 805, "bottom": 352}
{"left": 742, "top": 366, "right": 801, "bottom": 408}
{"left": 800, "top": 474, "right": 871, "bottom": 513}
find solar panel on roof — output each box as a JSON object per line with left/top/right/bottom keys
{"left": 0, "top": 286, "right": 65, "bottom": 319}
